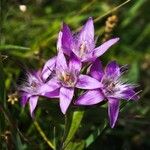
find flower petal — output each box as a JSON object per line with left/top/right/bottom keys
{"left": 93, "top": 38, "right": 119, "bottom": 57}
{"left": 108, "top": 97, "right": 120, "bottom": 128}
{"left": 72, "top": 18, "right": 95, "bottom": 61}
{"left": 69, "top": 53, "right": 82, "bottom": 73}
{"left": 41, "top": 56, "right": 56, "bottom": 81}
{"left": 121, "top": 88, "right": 139, "bottom": 100}
{"left": 79, "top": 17, "right": 94, "bottom": 48}
{"left": 43, "top": 88, "right": 60, "bottom": 98}
{"left": 75, "top": 90, "right": 104, "bottom": 105}
{"left": 21, "top": 92, "right": 30, "bottom": 107}
{"left": 59, "top": 87, "right": 74, "bottom": 114}
{"left": 76, "top": 75, "right": 102, "bottom": 89}
{"left": 105, "top": 61, "right": 120, "bottom": 78}
{"left": 61, "top": 23, "right": 73, "bottom": 56}
{"left": 29, "top": 96, "right": 38, "bottom": 117}
{"left": 89, "top": 58, "right": 104, "bottom": 81}
{"left": 81, "top": 53, "right": 96, "bottom": 62}
{"left": 56, "top": 50, "right": 68, "bottom": 71}
{"left": 40, "top": 78, "right": 60, "bottom": 93}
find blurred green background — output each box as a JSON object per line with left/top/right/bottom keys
{"left": 0, "top": 0, "right": 150, "bottom": 149}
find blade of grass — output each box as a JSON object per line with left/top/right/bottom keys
{"left": 0, "top": 45, "right": 31, "bottom": 51}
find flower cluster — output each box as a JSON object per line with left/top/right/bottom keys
{"left": 19, "top": 17, "right": 139, "bottom": 128}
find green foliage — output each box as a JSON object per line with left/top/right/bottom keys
{"left": 0, "top": 0, "right": 150, "bottom": 149}
{"left": 63, "top": 110, "right": 84, "bottom": 149}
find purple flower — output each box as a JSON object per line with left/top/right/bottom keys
{"left": 58, "top": 17, "right": 119, "bottom": 62}
{"left": 47, "top": 50, "right": 102, "bottom": 114}
{"left": 75, "top": 59, "right": 139, "bottom": 128}
{"left": 19, "top": 57, "right": 59, "bottom": 117}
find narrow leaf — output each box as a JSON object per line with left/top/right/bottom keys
{"left": 85, "top": 120, "right": 107, "bottom": 148}
{"left": 63, "top": 110, "right": 84, "bottom": 149}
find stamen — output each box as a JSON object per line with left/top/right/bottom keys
{"left": 59, "top": 71, "right": 76, "bottom": 87}
{"left": 79, "top": 42, "right": 86, "bottom": 57}
{"left": 31, "top": 81, "right": 37, "bottom": 88}
{"left": 102, "top": 77, "right": 118, "bottom": 96}
{"left": 80, "top": 42, "right": 86, "bottom": 52}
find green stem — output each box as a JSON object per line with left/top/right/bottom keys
{"left": 94, "top": 0, "right": 131, "bottom": 22}
{"left": 34, "top": 120, "right": 55, "bottom": 150}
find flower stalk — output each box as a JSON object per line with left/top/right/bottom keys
{"left": 34, "top": 120, "right": 55, "bottom": 150}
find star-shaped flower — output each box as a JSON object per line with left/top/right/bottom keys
{"left": 75, "top": 59, "right": 139, "bottom": 128}
{"left": 58, "top": 17, "right": 119, "bottom": 62}
{"left": 19, "top": 56, "right": 59, "bottom": 117}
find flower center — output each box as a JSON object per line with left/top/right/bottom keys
{"left": 29, "top": 80, "right": 42, "bottom": 93}
{"left": 31, "top": 81, "right": 38, "bottom": 88}
{"left": 59, "top": 71, "right": 77, "bottom": 87}
{"left": 20, "top": 73, "right": 43, "bottom": 95}
{"left": 102, "top": 78, "right": 116, "bottom": 96}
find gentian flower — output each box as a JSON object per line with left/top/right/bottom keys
{"left": 59, "top": 17, "right": 119, "bottom": 62}
{"left": 19, "top": 57, "right": 59, "bottom": 117}
{"left": 47, "top": 50, "right": 102, "bottom": 114}
{"left": 75, "top": 59, "right": 139, "bottom": 128}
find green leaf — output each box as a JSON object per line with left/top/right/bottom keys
{"left": 62, "top": 110, "right": 84, "bottom": 149}
{"left": 64, "top": 141, "right": 85, "bottom": 150}
{"left": 85, "top": 120, "right": 107, "bottom": 148}
{"left": 13, "top": 133, "right": 27, "bottom": 150}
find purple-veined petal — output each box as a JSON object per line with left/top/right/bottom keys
{"left": 29, "top": 96, "right": 38, "bottom": 117}
{"left": 42, "top": 88, "right": 60, "bottom": 98}
{"left": 21, "top": 92, "right": 30, "bottom": 107}
{"left": 59, "top": 87, "right": 74, "bottom": 114}
{"left": 108, "top": 97, "right": 120, "bottom": 128}
{"left": 76, "top": 75, "right": 102, "bottom": 89}
{"left": 61, "top": 23, "right": 73, "bottom": 56}
{"left": 89, "top": 58, "right": 104, "bottom": 81}
{"left": 78, "top": 17, "right": 94, "bottom": 47}
{"left": 41, "top": 56, "right": 56, "bottom": 81}
{"left": 93, "top": 38, "right": 119, "bottom": 57}
{"left": 81, "top": 53, "right": 96, "bottom": 62}
{"left": 39, "top": 78, "right": 60, "bottom": 93}
{"left": 105, "top": 61, "right": 120, "bottom": 78}
{"left": 69, "top": 53, "right": 82, "bottom": 73}
{"left": 121, "top": 88, "right": 140, "bottom": 101}
{"left": 56, "top": 50, "right": 68, "bottom": 71}
{"left": 75, "top": 89, "right": 104, "bottom": 105}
